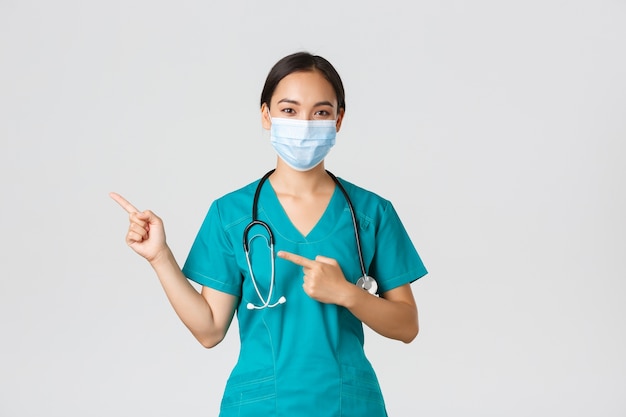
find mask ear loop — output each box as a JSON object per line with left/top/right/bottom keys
{"left": 266, "top": 107, "right": 273, "bottom": 124}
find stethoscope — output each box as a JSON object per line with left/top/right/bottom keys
{"left": 243, "top": 169, "right": 378, "bottom": 310}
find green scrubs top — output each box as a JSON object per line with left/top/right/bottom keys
{"left": 182, "top": 174, "right": 427, "bottom": 417}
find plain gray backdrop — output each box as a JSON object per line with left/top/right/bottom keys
{"left": 1, "top": 1, "right": 625, "bottom": 416}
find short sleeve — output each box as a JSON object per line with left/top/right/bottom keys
{"left": 369, "top": 201, "right": 427, "bottom": 293}
{"left": 182, "top": 200, "right": 242, "bottom": 296}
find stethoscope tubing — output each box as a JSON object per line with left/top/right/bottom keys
{"left": 324, "top": 170, "right": 368, "bottom": 279}
{"left": 243, "top": 169, "right": 374, "bottom": 309}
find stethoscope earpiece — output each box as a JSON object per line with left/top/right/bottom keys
{"left": 246, "top": 296, "right": 286, "bottom": 310}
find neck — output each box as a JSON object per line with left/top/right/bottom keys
{"left": 269, "top": 159, "right": 333, "bottom": 196}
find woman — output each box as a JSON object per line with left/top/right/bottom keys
{"left": 111, "top": 51, "right": 427, "bottom": 416}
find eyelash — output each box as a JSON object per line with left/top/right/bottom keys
{"left": 280, "top": 108, "right": 331, "bottom": 118}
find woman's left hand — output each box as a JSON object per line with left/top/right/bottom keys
{"left": 278, "top": 251, "right": 419, "bottom": 343}
{"left": 277, "top": 251, "right": 354, "bottom": 305}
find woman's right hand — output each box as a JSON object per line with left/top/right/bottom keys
{"left": 110, "top": 192, "right": 168, "bottom": 263}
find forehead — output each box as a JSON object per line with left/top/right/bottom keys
{"left": 272, "top": 70, "right": 337, "bottom": 105}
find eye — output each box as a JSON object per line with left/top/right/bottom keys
{"left": 280, "top": 108, "right": 295, "bottom": 115}
{"left": 314, "top": 109, "right": 332, "bottom": 118}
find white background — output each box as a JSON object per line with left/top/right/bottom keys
{"left": 1, "top": 1, "right": 625, "bottom": 416}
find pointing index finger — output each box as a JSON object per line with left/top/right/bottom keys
{"left": 109, "top": 192, "right": 139, "bottom": 214}
{"left": 277, "top": 251, "right": 315, "bottom": 268}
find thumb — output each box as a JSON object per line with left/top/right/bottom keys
{"left": 138, "top": 209, "right": 162, "bottom": 225}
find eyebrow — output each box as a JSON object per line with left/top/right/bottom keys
{"left": 277, "top": 98, "right": 335, "bottom": 108}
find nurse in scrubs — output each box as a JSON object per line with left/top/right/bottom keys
{"left": 111, "top": 51, "right": 427, "bottom": 416}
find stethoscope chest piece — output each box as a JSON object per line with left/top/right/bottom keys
{"left": 356, "top": 276, "right": 378, "bottom": 295}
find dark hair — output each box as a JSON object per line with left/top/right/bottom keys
{"left": 260, "top": 51, "right": 346, "bottom": 112}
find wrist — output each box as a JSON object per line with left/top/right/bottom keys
{"left": 338, "top": 282, "right": 364, "bottom": 309}
{"left": 148, "top": 246, "right": 173, "bottom": 269}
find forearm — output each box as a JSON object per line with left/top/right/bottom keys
{"left": 149, "top": 247, "right": 223, "bottom": 346}
{"left": 341, "top": 284, "right": 419, "bottom": 343}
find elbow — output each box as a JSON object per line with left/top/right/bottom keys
{"left": 401, "top": 320, "right": 419, "bottom": 344}
{"left": 400, "top": 326, "right": 419, "bottom": 345}
{"left": 199, "top": 338, "right": 220, "bottom": 349}
{"left": 197, "top": 331, "right": 225, "bottom": 349}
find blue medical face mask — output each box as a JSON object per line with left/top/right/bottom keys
{"left": 268, "top": 115, "right": 337, "bottom": 171}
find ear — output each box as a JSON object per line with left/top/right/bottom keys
{"left": 335, "top": 108, "right": 345, "bottom": 133}
{"left": 261, "top": 103, "right": 271, "bottom": 130}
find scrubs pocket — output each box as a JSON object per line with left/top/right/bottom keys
{"left": 340, "top": 365, "right": 387, "bottom": 417}
{"left": 219, "top": 368, "right": 276, "bottom": 416}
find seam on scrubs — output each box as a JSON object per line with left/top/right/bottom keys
{"left": 377, "top": 267, "right": 428, "bottom": 294}
{"left": 222, "top": 213, "right": 251, "bottom": 232}
{"left": 183, "top": 269, "right": 242, "bottom": 296}
{"left": 220, "top": 372, "right": 277, "bottom": 410}
{"left": 339, "top": 364, "right": 386, "bottom": 406}
{"left": 227, "top": 375, "right": 274, "bottom": 387}
{"left": 256, "top": 187, "right": 347, "bottom": 245}
{"left": 355, "top": 211, "right": 373, "bottom": 230}
{"left": 261, "top": 314, "right": 279, "bottom": 415}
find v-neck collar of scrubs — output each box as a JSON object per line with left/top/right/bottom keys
{"left": 259, "top": 180, "right": 344, "bottom": 243}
